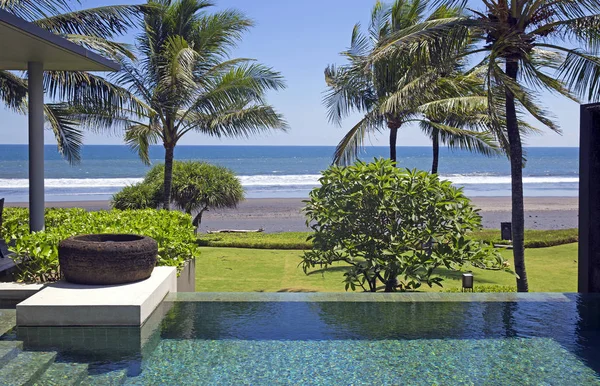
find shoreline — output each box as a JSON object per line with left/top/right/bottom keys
{"left": 5, "top": 196, "right": 578, "bottom": 232}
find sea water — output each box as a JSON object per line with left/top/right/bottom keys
{"left": 0, "top": 145, "right": 578, "bottom": 202}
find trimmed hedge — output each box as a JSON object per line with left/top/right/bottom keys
{"left": 1, "top": 208, "right": 201, "bottom": 283}
{"left": 197, "top": 229, "right": 578, "bottom": 250}
{"left": 441, "top": 285, "right": 517, "bottom": 293}
{"left": 475, "top": 228, "right": 578, "bottom": 248}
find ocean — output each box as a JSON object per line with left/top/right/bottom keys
{"left": 0, "top": 145, "right": 579, "bottom": 202}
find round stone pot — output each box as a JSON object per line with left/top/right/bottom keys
{"left": 58, "top": 234, "right": 158, "bottom": 285}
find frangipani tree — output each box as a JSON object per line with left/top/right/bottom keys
{"left": 0, "top": 0, "right": 147, "bottom": 163}
{"left": 372, "top": 0, "right": 600, "bottom": 291}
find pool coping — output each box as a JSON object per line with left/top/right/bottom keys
{"left": 166, "top": 292, "right": 575, "bottom": 303}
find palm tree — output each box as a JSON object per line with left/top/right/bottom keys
{"left": 415, "top": 68, "right": 501, "bottom": 173}
{"left": 421, "top": 110, "right": 497, "bottom": 174}
{"left": 76, "top": 0, "right": 287, "bottom": 209}
{"left": 0, "top": 1, "right": 147, "bottom": 163}
{"left": 324, "top": 0, "right": 495, "bottom": 165}
{"left": 373, "top": 0, "right": 600, "bottom": 291}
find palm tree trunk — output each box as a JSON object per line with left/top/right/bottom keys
{"left": 163, "top": 144, "right": 175, "bottom": 210}
{"left": 389, "top": 126, "right": 399, "bottom": 163}
{"left": 505, "top": 58, "right": 528, "bottom": 292}
{"left": 431, "top": 128, "right": 440, "bottom": 174}
{"left": 386, "top": 115, "right": 402, "bottom": 164}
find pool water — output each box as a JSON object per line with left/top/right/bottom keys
{"left": 2, "top": 293, "right": 600, "bottom": 385}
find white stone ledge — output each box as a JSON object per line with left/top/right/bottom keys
{"left": 0, "top": 283, "right": 44, "bottom": 301}
{"left": 16, "top": 267, "right": 176, "bottom": 326}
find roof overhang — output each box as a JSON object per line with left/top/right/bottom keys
{"left": 0, "top": 9, "right": 121, "bottom": 71}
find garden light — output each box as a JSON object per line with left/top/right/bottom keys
{"left": 462, "top": 273, "right": 474, "bottom": 292}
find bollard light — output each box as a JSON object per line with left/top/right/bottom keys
{"left": 462, "top": 273, "right": 474, "bottom": 292}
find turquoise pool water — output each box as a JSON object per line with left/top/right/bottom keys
{"left": 1, "top": 293, "right": 600, "bottom": 385}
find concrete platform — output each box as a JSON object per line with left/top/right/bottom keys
{"left": 0, "top": 283, "right": 44, "bottom": 302}
{"left": 16, "top": 267, "right": 176, "bottom": 327}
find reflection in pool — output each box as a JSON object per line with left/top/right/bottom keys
{"left": 2, "top": 293, "right": 600, "bottom": 385}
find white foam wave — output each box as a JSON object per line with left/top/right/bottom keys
{"left": 445, "top": 175, "right": 579, "bottom": 185}
{"left": 238, "top": 175, "right": 321, "bottom": 186}
{"left": 0, "top": 174, "right": 579, "bottom": 190}
{"left": 0, "top": 178, "right": 143, "bottom": 189}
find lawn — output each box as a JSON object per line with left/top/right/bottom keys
{"left": 195, "top": 243, "right": 578, "bottom": 293}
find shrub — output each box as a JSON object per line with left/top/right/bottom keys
{"left": 441, "top": 285, "right": 516, "bottom": 293}
{"left": 1, "top": 208, "right": 201, "bottom": 283}
{"left": 111, "top": 182, "right": 163, "bottom": 210}
{"left": 112, "top": 161, "right": 244, "bottom": 227}
{"left": 302, "top": 159, "right": 507, "bottom": 292}
{"left": 474, "top": 228, "right": 578, "bottom": 248}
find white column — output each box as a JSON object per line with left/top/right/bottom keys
{"left": 28, "top": 62, "right": 44, "bottom": 232}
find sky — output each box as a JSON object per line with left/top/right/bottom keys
{"left": 0, "top": 0, "right": 584, "bottom": 147}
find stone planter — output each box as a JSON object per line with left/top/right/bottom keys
{"left": 58, "top": 234, "right": 157, "bottom": 285}
{"left": 177, "top": 258, "right": 196, "bottom": 292}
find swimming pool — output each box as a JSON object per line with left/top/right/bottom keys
{"left": 1, "top": 292, "right": 600, "bottom": 385}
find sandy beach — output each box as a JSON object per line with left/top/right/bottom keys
{"left": 6, "top": 196, "right": 578, "bottom": 233}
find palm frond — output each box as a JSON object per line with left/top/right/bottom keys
{"left": 63, "top": 34, "right": 135, "bottom": 61}
{"left": 183, "top": 104, "right": 287, "bottom": 139}
{"left": 33, "top": 5, "right": 148, "bottom": 39}
{"left": 542, "top": 44, "right": 600, "bottom": 102}
{"left": 323, "top": 64, "right": 375, "bottom": 125}
{"left": 0, "top": 70, "right": 27, "bottom": 111}
{"left": 333, "top": 111, "right": 384, "bottom": 166}
{"left": 125, "top": 123, "right": 161, "bottom": 165}
{"left": 0, "top": 0, "right": 70, "bottom": 21}
{"left": 44, "top": 103, "right": 83, "bottom": 164}
{"left": 191, "top": 9, "right": 253, "bottom": 60}
{"left": 43, "top": 71, "right": 149, "bottom": 116}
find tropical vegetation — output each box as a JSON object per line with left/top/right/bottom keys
{"left": 0, "top": 0, "right": 146, "bottom": 163}
{"left": 1, "top": 208, "right": 200, "bottom": 283}
{"left": 112, "top": 161, "right": 244, "bottom": 228}
{"left": 301, "top": 159, "right": 506, "bottom": 292}
{"left": 75, "top": 0, "right": 287, "bottom": 209}
{"left": 335, "top": 0, "right": 600, "bottom": 291}
{"left": 323, "top": 0, "right": 498, "bottom": 166}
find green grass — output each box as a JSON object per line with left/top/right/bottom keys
{"left": 197, "top": 229, "right": 578, "bottom": 250}
{"left": 196, "top": 243, "right": 578, "bottom": 293}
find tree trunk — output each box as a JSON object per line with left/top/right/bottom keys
{"left": 431, "top": 127, "right": 440, "bottom": 174}
{"left": 386, "top": 115, "right": 402, "bottom": 164}
{"left": 192, "top": 205, "right": 209, "bottom": 231}
{"left": 505, "top": 58, "right": 528, "bottom": 292}
{"left": 389, "top": 126, "right": 399, "bottom": 163}
{"left": 163, "top": 144, "right": 175, "bottom": 210}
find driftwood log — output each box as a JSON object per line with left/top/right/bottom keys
{"left": 207, "top": 228, "right": 264, "bottom": 234}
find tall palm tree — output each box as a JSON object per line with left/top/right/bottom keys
{"left": 415, "top": 68, "right": 501, "bottom": 173}
{"left": 373, "top": 0, "right": 600, "bottom": 291}
{"left": 421, "top": 110, "right": 497, "bottom": 174}
{"left": 324, "top": 0, "right": 495, "bottom": 165}
{"left": 324, "top": 0, "right": 432, "bottom": 164}
{"left": 0, "top": 0, "right": 147, "bottom": 163}
{"left": 76, "top": 0, "right": 287, "bottom": 209}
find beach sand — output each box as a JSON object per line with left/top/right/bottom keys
{"left": 6, "top": 196, "right": 578, "bottom": 233}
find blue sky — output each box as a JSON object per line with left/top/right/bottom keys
{"left": 0, "top": 0, "right": 582, "bottom": 147}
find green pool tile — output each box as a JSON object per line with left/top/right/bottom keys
{"left": 85, "top": 368, "right": 128, "bottom": 386}
{"left": 0, "top": 351, "right": 56, "bottom": 386}
{"left": 33, "top": 362, "right": 88, "bottom": 386}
